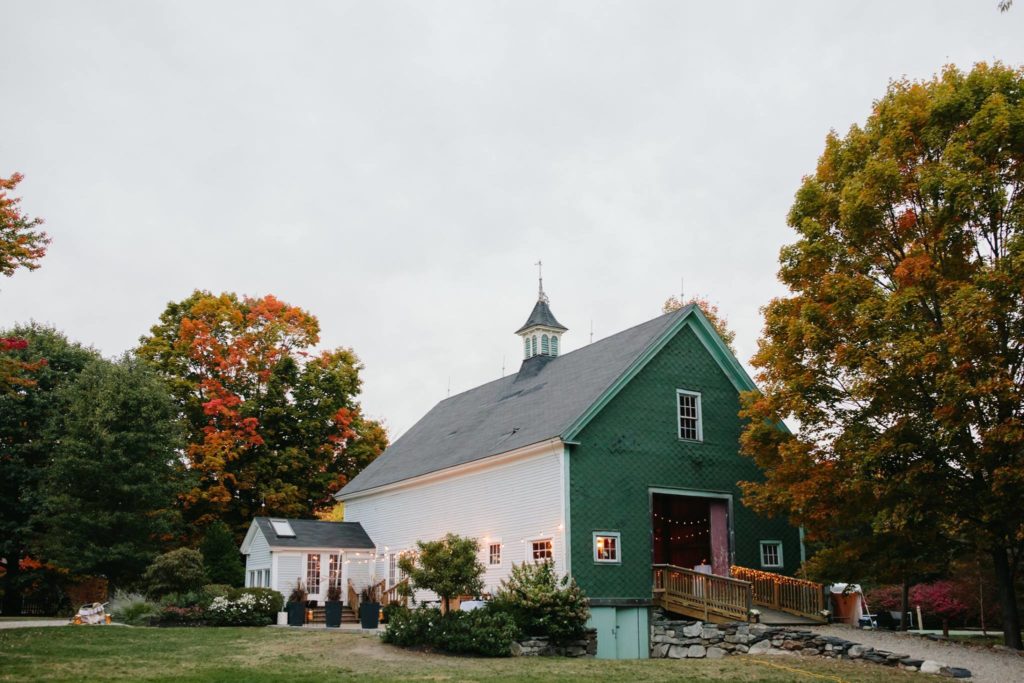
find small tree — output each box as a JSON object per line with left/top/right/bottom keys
{"left": 397, "top": 533, "right": 484, "bottom": 614}
{"left": 200, "top": 521, "right": 245, "bottom": 587}
{"left": 143, "top": 548, "right": 208, "bottom": 598}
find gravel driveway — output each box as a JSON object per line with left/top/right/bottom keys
{"left": 811, "top": 625, "right": 1024, "bottom": 682}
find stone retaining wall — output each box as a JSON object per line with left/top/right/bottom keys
{"left": 512, "top": 629, "right": 597, "bottom": 657}
{"left": 650, "top": 612, "right": 970, "bottom": 678}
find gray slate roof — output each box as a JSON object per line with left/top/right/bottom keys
{"left": 339, "top": 306, "right": 693, "bottom": 497}
{"left": 515, "top": 299, "right": 568, "bottom": 333}
{"left": 254, "top": 516, "right": 375, "bottom": 549}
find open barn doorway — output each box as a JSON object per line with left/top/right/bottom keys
{"left": 651, "top": 491, "right": 731, "bottom": 577}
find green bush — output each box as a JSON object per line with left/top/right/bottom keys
{"left": 381, "top": 605, "right": 517, "bottom": 656}
{"left": 433, "top": 608, "right": 519, "bottom": 657}
{"left": 492, "top": 560, "right": 590, "bottom": 646}
{"left": 143, "top": 548, "right": 208, "bottom": 598}
{"left": 381, "top": 606, "right": 441, "bottom": 647}
{"left": 159, "top": 590, "right": 208, "bottom": 609}
{"left": 201, "top": 584, "right": 235, "bottom": 601}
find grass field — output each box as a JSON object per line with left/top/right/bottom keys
{"left": 0, "top": 625, "right": 922, "bottom": 682}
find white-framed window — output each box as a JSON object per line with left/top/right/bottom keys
{"left": 247, "top": 570, "right": 254, "bottom": 587}
{"left": 306, "top": 553, "right": 321, "bottom": 594}
{"left": 677, "top": 389, "right": 703, "bottom": 442}
{"left": 531, "top": 335, "right": 538, "bottom": 356}
{"left": 531, "top": 538, "right": 553, "bottom": 561}
{"left": 388, "top": 552, "right": 398, "bottom": 586}
{"left": 593, "top": 532, "right": 621, "bottom": 564}
{"left": 760, "top": 541, "right": 783, "bottom": 568}
{"left": 488, "top": 542, "right": 502, "bottom": 566}
{"left": 263, "top": 569, "right": 271, "bottom": 588}
{"left": 328, "top": 553, "right": 342, "bottom": 593}
{"left": 269, "top": 518, "right": 295, "bottom": 537}
{"left": 541, "top": 334, "right": 550, "bottom": 354}
{"left": 524, "top": 337, "right": 530, "bottom": 359}
{"left": 551, "top": 336, "right": 558, "bottom": 356}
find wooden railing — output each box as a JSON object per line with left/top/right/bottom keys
{"left": 347, "top": 579, "right": 360, "bottom": 614}
{"left": 731, "top": 566, "right": 826, "bottom": 621}
{"left": 382, "top": 578, "right": 409, "bottom": 607}
{"left": 653, "top": 564, "right": 752, "bottom": 623}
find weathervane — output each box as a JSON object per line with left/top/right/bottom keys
{"left": 535, "top": 260, "right": 548, "bottom": 303}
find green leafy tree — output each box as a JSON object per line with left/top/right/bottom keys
{"left": 0, "top": 324, "right": 98, "bottom": 615}
{"left": 200, "top": 521, "right": 245, "bottom": 587}
{"left": 33, "top": 355, "right": 184, "bottom": 589}
{"left": 397, "top": 533, "right": 485, "bottom": 614}
{"left": 143, "top": 548, "right": 208, "bottom": 598}
{"left": 739, "top": 63, "right": 1024, "bottom": 648}
{"left": 136, "top": 290, "right": 387, "bottom": 537}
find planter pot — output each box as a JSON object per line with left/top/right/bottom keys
{"left": 286, "top": 602, "right": 306, "bottom": 627}
{"left": 277, "top": 611, "right": 288, "bottom": 626}
{"left": 359, "top": 601, "right": 381, "bottom": 629}
{"left": 325, "top": 601, "right": 343, "bottom": 628}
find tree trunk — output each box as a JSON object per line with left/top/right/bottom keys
{"left": 900, "top": 578, "right": 911, "bottom": 632}
{"left": 1, "top": 559, "right": 23, "bottom": 616}
{"left": 991, "top": 547, "right": 1022, "bottom": 650}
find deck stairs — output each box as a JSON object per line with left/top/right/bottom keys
{"left": 307, "top": 605, "right": 359, "bottom": 626}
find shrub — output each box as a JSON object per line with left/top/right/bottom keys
{"left": 381, "top": 605, "right": 439, "bottom": 647}
{"left": 240, "top": 587, "right": 284, "bottom": 615}
{"left": 492, "top": 560, "right": 590, "bottom": 646}
{"left": 866, "top": 581, "right": 972, "bottom": 628}
{"left": 205, "top": 588, "right": 283, "bottom": 626}
{"left": 381, "top": 602, "right": 405, "bottom": 624}
{"left": 381, "top": 605, "right": 517, "bottom": 656}
{"left": 108, "top": 590, "right": 159, "bottom": 626}
{"left": 157, "top": 604, "right": 205, "bottom": 626}
{"left": 433, "top": 608, "right": 519, "bottom": 657}
{"left": 201, "top": 584, "right": 235, "bottom": 602}
{"left": 143, "top": 548, "right": 208, "bottom": 598}
{"left": 159, "top": 590, "right": 208, "bottom": 609}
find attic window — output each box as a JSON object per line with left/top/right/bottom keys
{"left": 270, "top": 519, "right": 295, "bottom": 537}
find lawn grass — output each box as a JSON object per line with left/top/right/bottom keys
{"left": 0, "top": 626, "right": 920, "bottom": 682}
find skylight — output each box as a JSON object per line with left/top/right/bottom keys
{"left": 270, "top": 519, "right": 295, "bottom": 538}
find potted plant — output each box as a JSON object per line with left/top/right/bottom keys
{"left": 358, "top": 582, "right": 382, "bottom": 629}
{"left": 324, "top": 584, "right": 343, "bottom": 628}
{"left": 286, "top": 580, "right": 307, "bottom": 627}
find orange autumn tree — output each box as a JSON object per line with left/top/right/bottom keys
{"left": 662, "top": 294, "right": 737, "bottom": 352}
{"left": 1, "top": 172, "right": 50, "bottom": 393}
{"left": 739, "top": 63, "right": 1024, "bottom": 648}
{"left": 138, "top": 291, "right": 387, "bottom": 537}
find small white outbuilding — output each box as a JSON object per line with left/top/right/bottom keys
{"left": 239, "top": 516, "right": 376, "bottom": 605}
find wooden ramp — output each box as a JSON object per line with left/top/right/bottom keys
{"left": 731, "top": 566, "right": 827, "bottom": 624}
{"left": 652, "top": 564, "right": 752, "bottom": 623}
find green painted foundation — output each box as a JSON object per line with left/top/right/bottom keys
{"left": 587, "top": 607, "right": 649, "bottom": 659}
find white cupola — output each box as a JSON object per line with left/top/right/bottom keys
{"left": 516, "top": 262, "right": 567, "bottom": 360}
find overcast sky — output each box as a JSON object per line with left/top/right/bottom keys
{"left": 2, "top": 1, "right": 1022, "bottom": 438}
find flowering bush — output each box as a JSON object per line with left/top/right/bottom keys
{"left": 381, "top": 606, "right": 440, "bottom": 647}
{"left": 491, "top": 560, "right": 590, "bottom": 645}
{"left": 204, "top": 588, "right": 283, "bottom": 626}
{"left": 381, "top": 605, "right": 518, "bottom": 657}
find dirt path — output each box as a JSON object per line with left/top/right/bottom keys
{"left": 811, "top": 625, "right": 1024, "bottom": 682}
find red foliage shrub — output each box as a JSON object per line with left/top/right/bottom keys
{"left": 866, "top": 581, "right": 972, "bottom": 627}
